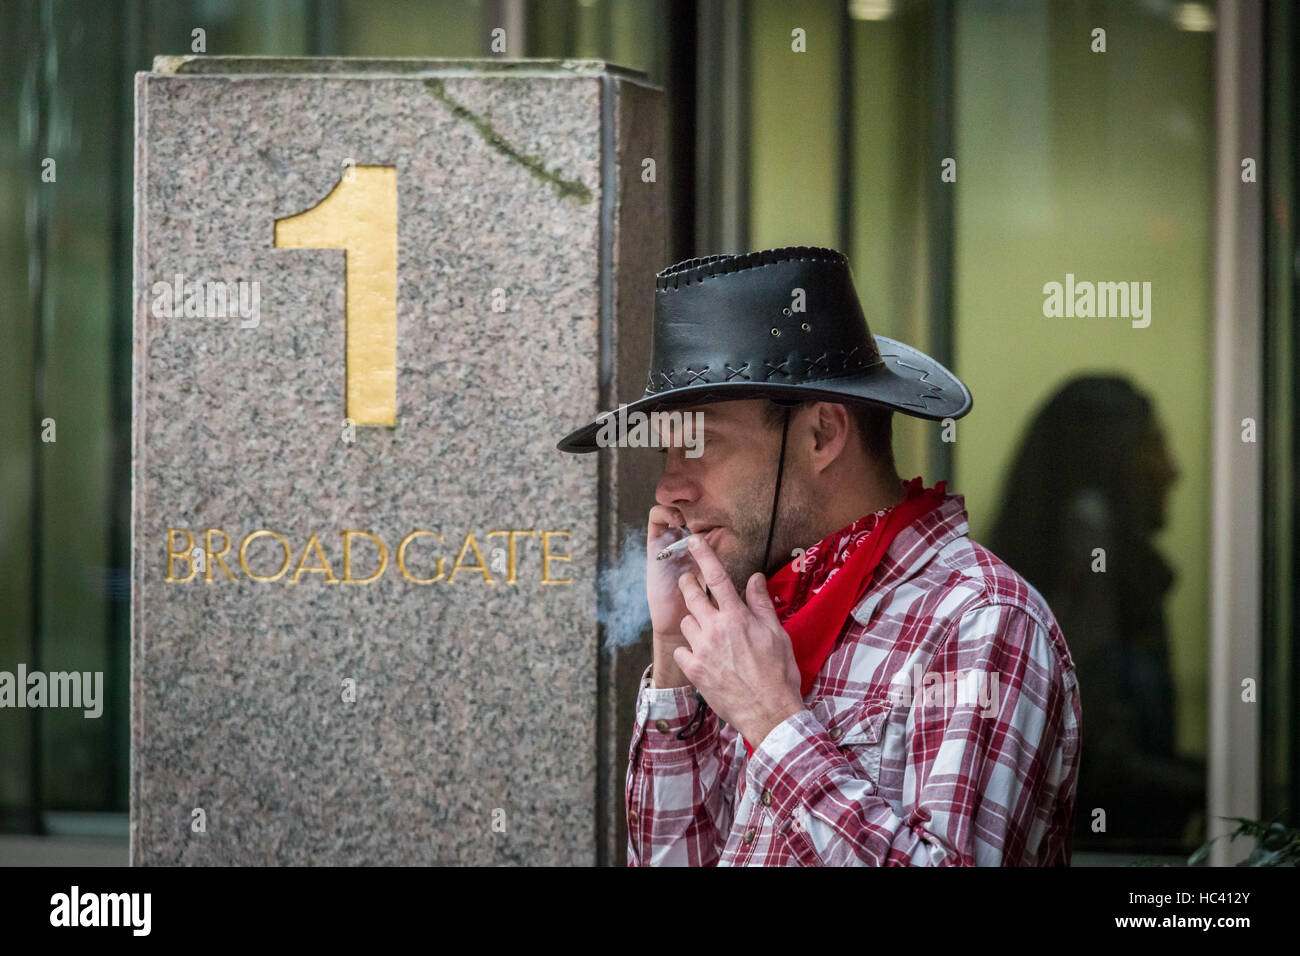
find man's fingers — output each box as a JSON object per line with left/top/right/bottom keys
{"left": 678, "top": 571, "right": 717, "bottom": 621}
{"left": 685, "top": 535, "right": 743, "bottom": 610}
{"left": 647, "top": 506, "right": 686, "bottom": 546}
{"left": 671, "top": 644, "right": 696, "bottom": 681}
{"left": 745, "top": 572, "right": 780, "bottom": 623}
{"left": 679, "top": 613, "right": 701, "bottom": 645}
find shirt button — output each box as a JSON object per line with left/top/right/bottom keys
{"left": 655, "top": 718, "right": 671, "bottom": 733}
{"left": 761, "top": 789, "right": 772, "bottom": 806}
{"left": 743, "top": 827, "right": 756, "bottom": 845}
{"left": 828, "top": 726, "right": 844, "bottom": 741}
{"left": 629, "top": 810, "right": 639, "bottom": 824}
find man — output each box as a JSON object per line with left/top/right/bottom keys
{"left": 557, "top": 246, "right": 1081, "bottom": 866}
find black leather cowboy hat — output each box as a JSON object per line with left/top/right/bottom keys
{"left": 556, "top": 245, "right": 972, "bottom": 453}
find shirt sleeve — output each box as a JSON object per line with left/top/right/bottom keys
{"left": 743, "top": 603, "right": 1078, "bottom": 866}
{"left": 625, "top": 663, "right": 745, "bottom": 866}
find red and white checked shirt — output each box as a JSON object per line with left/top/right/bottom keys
{"left": 625, "top": 491, "right": 1081, "bottom": 866}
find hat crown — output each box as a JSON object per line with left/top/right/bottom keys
{"left": 646, "top": 246, "right": 881, "bottom": 395}
{"left": 656, "top": 245, "right": 845, "bottom": 291}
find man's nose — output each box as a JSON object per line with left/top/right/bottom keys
{"left": 654, "top": 452, "right": 698, "bottom": 507}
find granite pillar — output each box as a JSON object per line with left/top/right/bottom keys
{"left": 132, "top": 57, "right": 665, "bottom": 865}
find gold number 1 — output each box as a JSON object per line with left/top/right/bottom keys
{"left": 275, "top": 166, "right": 398, "bottom": 426}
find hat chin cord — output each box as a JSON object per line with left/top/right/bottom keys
{"left": 761, "top": 405, "right": 792, "bottom": 575}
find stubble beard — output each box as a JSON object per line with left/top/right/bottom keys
{"left": 717, "top": 472, "right": 821, "bottom": 593}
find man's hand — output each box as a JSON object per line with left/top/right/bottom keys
{"left": 673, "top": 534, "right": 805, "bottom": 748}
{"left": 646, "top": 504, "right": 694, "bottom": 688}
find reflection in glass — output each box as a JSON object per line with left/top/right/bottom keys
{"left": 988, "top": 375, "right": 1203, "bottom": 854}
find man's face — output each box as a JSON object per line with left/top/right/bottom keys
{"left": 653, "top": 400, "right": 818, "bottom": 592}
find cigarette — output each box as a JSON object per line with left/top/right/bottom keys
{"left": 655, "top": 536, "right": 693, "bottom": 560}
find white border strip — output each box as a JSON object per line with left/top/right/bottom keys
{"left": 1209, "top": 0, "right": 1264, "bottom": 866}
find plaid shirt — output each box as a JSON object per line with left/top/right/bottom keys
{"left": 625, "top": 492, "right": 1081, "bottom": 866}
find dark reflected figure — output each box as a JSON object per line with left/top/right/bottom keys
{"left": 988, "top": 376, "right": 1204, "bottom": 855}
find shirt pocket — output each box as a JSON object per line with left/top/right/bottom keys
{"left": 825, "top": 697, "right": 892, "bottom": 791}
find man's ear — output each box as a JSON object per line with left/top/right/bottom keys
{"left": 808, "top": 402, "right": 852, "bottom": 469}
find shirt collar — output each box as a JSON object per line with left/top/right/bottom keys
{"left": 848, "top": 492, "right": 970, "bottom": 623}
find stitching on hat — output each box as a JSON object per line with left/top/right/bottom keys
{"left": 763, "top": 359, "right": 790, "bottom": 380}
{"left": 659, "top": 254, "right": 732, "bottom": 282}
{"left": 893, "top": 359, "right": 946, "bottom": 401}
{"left": 775, "top": 355, "right": 936, "bottom": 403}
{"left": 655, "top": 246, "right": 848, "bottom": 292}
{"left": 646, "top": 351, "right": 899, "bottom": 393}
{"left": 838, "top": 346, "right": 861, "bottom": 370}
{"left": 803, "top": 357, "right": 888, "bottom": 383}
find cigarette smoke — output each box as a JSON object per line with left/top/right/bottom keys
{"left": 595, "top": 525, "right": 653, "bottom": 651}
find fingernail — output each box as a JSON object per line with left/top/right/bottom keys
{"left": 687, "top": 535, "right": 701, "bottom": 549}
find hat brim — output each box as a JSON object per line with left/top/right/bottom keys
{"left": 556, "top": 336, "right": 972, "bottom": 453}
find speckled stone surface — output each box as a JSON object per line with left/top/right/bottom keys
{"left": 132, "top": 58, "right": 664, "bottom": 865}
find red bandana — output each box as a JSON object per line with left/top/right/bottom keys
{"left": 742, "top": 476, "right": 948, "bottom": 757}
